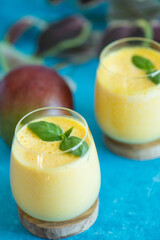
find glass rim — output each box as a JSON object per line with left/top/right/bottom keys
{"left": 14, "top": 107, "right": 89, "bottom": 156}
{"left": 99, "top": 37, "right": 160, "bottom": 79}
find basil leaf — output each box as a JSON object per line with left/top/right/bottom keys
{"left": 132, "top": 55, "right": 154, "bottom": 71}
{"left": 28, "top": 121, "right": 88, "bottom": 157}
{"left": 148, "top": 70, "right": 160, "bottom": 85}
{"left": 59, "top": 136, "right": 89, "bottom": 157}
{"left": 28, "top": 121, "right": 63, "bottom": 141}
{"left": 64, "top": 127, "right": 73, "bottom": 138}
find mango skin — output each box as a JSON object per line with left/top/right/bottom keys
{"left": 0, "top": 65, "right": 73, "bottom": 146}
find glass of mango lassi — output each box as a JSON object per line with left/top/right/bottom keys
{"left": 10, "top": 107, "right": 100, "bottom": 238}
{"left": 95, "top": 37, "right": 160, "bottom": 160}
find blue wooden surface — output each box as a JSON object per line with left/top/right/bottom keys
{"left": 0, "top": 1, "right": 160, "bottom": 240}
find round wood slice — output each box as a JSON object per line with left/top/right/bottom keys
{"left": 104, "top": 135, "right": 160, "bottom": 160}
{"left": 17, "top": 198, "right": 99, "bottom": 239}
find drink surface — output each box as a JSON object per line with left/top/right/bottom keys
{"left": 98, "top": 47, "right": 160, "bottom": 94}
{"left": 95, "top": 46, "right": 160, "bottom": 144}
{"left": 11, "top": 116, "right": 100, "bottom": 221}
{"left": 16, "top": 116, "right": 90, "bottom": 167}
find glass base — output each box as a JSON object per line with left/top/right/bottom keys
{"left": 104, "top": 135, "right": 160, "bottom": 160}
{"left": 17, "top": 198, "right": 99, "bottom": 239}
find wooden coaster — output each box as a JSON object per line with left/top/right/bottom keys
{"left": 104, "top": 135, "right": 160, "bottom": 160}
{"left": 17, "top": 198, "right": 99, "bottom": 239}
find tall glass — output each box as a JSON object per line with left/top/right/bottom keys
{"left": 95, "top": 37, "right": 160, "bottom": 159}
{"left": 10, "top": 107, "right": 101, "bottom": 222}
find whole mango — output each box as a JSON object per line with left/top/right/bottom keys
{"left": 0, "top": 65, "right": 73, "bottom": 146}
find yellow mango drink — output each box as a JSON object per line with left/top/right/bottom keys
{"left": 10, "top": 107, "right": 100, "bottom": 222}
{"left": 95, "top": 38, "right": 160, "bottom": 149}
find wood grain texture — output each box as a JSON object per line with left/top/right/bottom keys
{"left": 104, "top": 135, "right": 160, "bottom": 160}
{"left": 17, "top": 198, "right": 99, "bottom": 239}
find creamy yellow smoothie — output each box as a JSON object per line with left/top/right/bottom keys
{"left": 95, "top": 40, "right": 160, "bottom": 144}
{"left": 10, "top": 115, "right": 100, "bottom": 221}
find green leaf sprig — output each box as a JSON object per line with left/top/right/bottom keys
{"left": 28, "top": 121, "right": 89, "bottom": 157}
{"left": 132, "top": 55, "right": 160, "bottom": 84}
